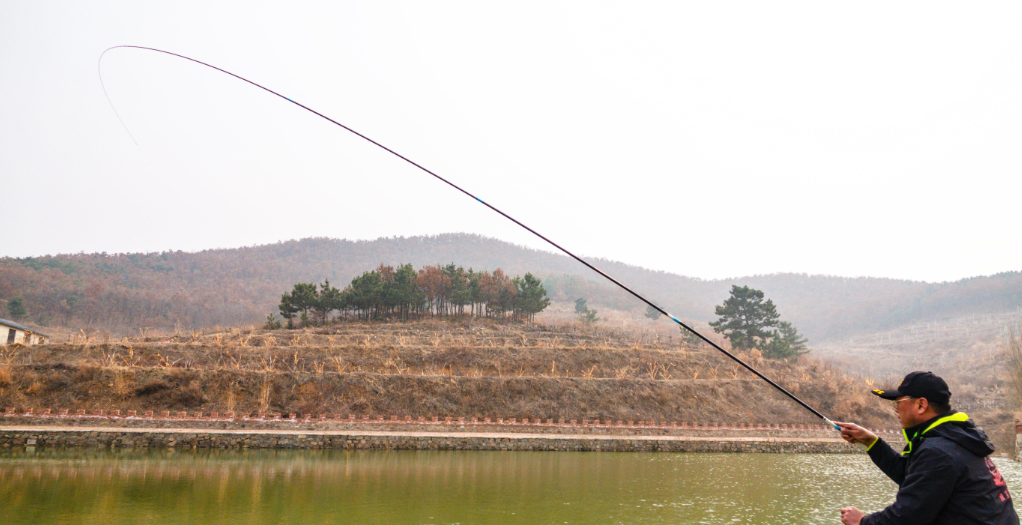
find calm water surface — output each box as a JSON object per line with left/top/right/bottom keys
{"left": 1, "top": 448, "right": 1019, "bottom": 524}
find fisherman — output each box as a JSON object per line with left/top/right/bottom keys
{"left": 836, "top": 371, "right": 1018, "bottom": 525}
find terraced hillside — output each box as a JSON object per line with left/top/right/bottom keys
{"left": 0, "top": 320, "right": 901, "bottom": 432}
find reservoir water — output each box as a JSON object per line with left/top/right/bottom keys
{"left": 1, "top": 448, "right": 1018, "bottom": 524}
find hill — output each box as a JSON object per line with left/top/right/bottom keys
{"left": 1, "top": 234, "right": 1020, "bottom": 342}
{"left": 0, "top": 319, "right": 895, "bottom": 431}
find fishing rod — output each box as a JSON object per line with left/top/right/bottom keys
{"left": 99, "top": 45, "right": 841, "bottom": 430}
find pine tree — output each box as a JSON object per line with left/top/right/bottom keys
{"left": 708, "top": 285, "right": 779, "bottom": 351}
{"left": 278, "top": 291, "right": 299, "bottom": 329}
{"left": 278, "top": 283, "right": 318, "bottom": 327}
{"left": 644, "top": 305, "right": 661, "bottom": 322}
{"left": 290, "top": 283, "right": 319, "bottom": 323}
{"left": 763, "top": 321, "right": 810, "bottom": 359}
{"left": 575, "top": 298, "right": 599, "bottom": 325}
{"left": 515, "top": 273, "right": 550, "bottom": 323}
{"left": 6, "top": 296, "right": 27, "bottom": 320}
{"left": 445, "top": 264, "right": 472, "bottom": 316}
{"left": 264, "top": 313, "right": 283, "bottom": 330}
{"left": 313, "top": 279, "right": 341, "bottom": 325}
{"left": 348, "top": 271, "right": 383, "bottom": 320}
{"left": 392, "top": 264, "right": 421, "bottom": 319}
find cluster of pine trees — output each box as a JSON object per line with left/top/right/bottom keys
{"left": 276, "top": 263, "right": 550, "bottom": 327}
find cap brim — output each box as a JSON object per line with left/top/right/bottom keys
{"left": 871, "top": 388, "right": 902, "bottom": 400}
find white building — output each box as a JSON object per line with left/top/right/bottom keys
{"left": 0, "top": 318, "right": 49, "bottom": 345}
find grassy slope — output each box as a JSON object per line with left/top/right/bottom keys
{"left": 0, "top": 319, "right": 896, "bottom": 432}
{"left": 818, "top": 317, "right": 1020, "bottom": 455}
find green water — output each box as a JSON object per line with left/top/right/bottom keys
{"left": 0, "top": 448, "right": 1019, "bottom": 524}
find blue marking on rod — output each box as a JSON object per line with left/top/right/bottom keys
{"left": 476, "top": 198, "right": 484, "bottom": 203}
{"left": 670, "top": 316, "right": 681, "bottom": 323}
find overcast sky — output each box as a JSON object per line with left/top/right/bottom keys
{"left": 1, "top": 2, "right": 1019, "bottom": 283}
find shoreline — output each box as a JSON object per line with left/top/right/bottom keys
{"left": 0, "top": 424, "right": 861, "bottom": 453}
{"left": 0, "top": 410, "right": 898, "bottom": 436}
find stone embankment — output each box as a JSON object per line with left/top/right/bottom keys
{"left": 0, "top": 408, "right": 893, "bottom": 453}
{"left": 0, "top": 407, "right": 899, "bottom": 436}
{"left": 0, "top": 426, "right": 859, "bottom": 453}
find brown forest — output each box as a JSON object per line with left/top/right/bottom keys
{"left": 1, "top": 234, "right": 1020, "bottom": 341}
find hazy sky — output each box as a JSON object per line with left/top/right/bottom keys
{"left": 2, "top": 2, "right": 1020, "bottom": 283}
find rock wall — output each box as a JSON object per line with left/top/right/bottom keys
{"left": 0, "top": 427, "right": 859, "bottom": 453}
{"left": 0, "top": 408, "right": 899, "bottom": 439}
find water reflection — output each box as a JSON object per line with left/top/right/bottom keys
{"left": 0, "top": 448, "right": 1018, "bottom": 524}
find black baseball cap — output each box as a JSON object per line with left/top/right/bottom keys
{"left": 871, "top": 371, "right": 951, "bottom": 405}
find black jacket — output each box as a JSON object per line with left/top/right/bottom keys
{"left": 862, "top": 411, "right": 1018, "bottom": 525}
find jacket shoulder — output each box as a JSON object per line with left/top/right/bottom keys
{"left": 916, "top": 435, "right": 976, "bottom": 470}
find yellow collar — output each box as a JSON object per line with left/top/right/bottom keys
{"left": 900, "top": 412, "right": 969, "bottom": 455}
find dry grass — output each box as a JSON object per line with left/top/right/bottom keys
{"left": 1006, "top": 327, "right": 1022, "bottom": 408}
{"left": 818, "top": 319, "right": 1020, "bottom": 453}
{"left": 0, "top": 319, "right": 896, "bottom": 429}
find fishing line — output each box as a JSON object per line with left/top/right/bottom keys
{"left": 98, "top": 45, "right": 840, "bottom": 429}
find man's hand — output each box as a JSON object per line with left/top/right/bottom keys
{"left": 841, "top": 506, "right": 865, "bottom": 525}
{"left": 835, "top": 421, "right": 878, "bottom": 448}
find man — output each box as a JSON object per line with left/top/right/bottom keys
{"left": 836, "top": 371, "right": 1017, "bottom": 525}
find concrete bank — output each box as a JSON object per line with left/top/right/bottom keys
{"left": 0, "top": 416, "right": 851, "bottom": 439}
{"left": 0, "top": 425, "right": 859, "bottom": 453}
{"left": 0, "top": 411, "right": 900, "bottom": 439}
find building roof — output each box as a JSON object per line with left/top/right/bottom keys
{"left": 0, "top": 318, "right": 51, "bottom": 338}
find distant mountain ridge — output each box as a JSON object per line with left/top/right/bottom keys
{"left": 1, "top": 233, "right": 1019, "bottom": 340}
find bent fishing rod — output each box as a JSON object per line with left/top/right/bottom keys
{"left": 99, "top": 45, "right": 841, "bottom": 430}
